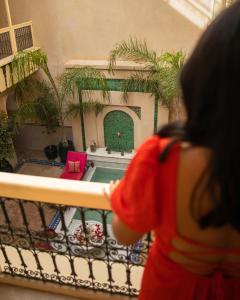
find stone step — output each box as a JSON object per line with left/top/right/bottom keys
{"left": 0, "top": 284, "right": 82, "bottom": 300}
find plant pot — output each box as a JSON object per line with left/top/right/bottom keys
{"left": 0, "top": 159, "right": 13, "bottom": 173}
{"left": 58, "top": 140, "right": 75, "bottom": 163}
{"left": 90, "top": 144, "right": 96, "bottom": 152}
{"left": 44, "top": 145, "right": 58, "bottom": 160}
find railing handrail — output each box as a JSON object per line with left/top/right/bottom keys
{"left": 0, "top": 172, "right": 111, "bottom": 210}
{"left": 0, "top": 26, "right": 11, "bottom": 34}
{"left": 0, "top": 20, "right": 34, "bottom": 62}
{"left": 0, "top": 46, "right": 39, "bottom": 68}
{"left": 0, "top": 21, "right": 32, "bottom": 33}
{"left": 12, "top": 21, "right": 32, "bottom": 30}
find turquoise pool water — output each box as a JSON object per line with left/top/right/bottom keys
{"left": 90, "top": 167, "right": 125, "bottom": 183}
{"left": 73, "top": 208, "right": 113, "bottom": 223}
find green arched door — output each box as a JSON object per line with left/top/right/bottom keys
{"left": 104, "top": 110, "right": 134, "bottom": 152}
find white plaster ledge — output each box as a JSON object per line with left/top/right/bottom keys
{"left": 87, "top": 147, "right": 135, "bottom": 159}
{"left": 65, "top": 60, "right": 147, "bottom": 71}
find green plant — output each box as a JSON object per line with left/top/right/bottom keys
{"left": 12, "top": 50, "right": 69, "bottom": 141}
{"left": 61, "top": 67, "right": 110, "bottom": 151}
{"left": 0, "top": 111, "right": 14, "bottom": 167}
{"left": 13, "top": 77, "right": 60, "bottom": 133}
{"left": 12, "top": 51, "right": 110, "bottom": 151}
{"left": 109, "top": 37, "right": 185, "bottom": 132}
{"left": 12, "top": 49, "right": 59, "bottom": 99}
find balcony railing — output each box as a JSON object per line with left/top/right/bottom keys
{"left": 0, "top": 21, "right": 34, "bottom": 60}
{"left": 0, "top": 172, "right": 151, "bottom": 298}
{"left": 0, "top": 30, "right": 12, "bottom": 60}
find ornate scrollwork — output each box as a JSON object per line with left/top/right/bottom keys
{"left": 0, "top": 197, "right": 152, "bottom": 296}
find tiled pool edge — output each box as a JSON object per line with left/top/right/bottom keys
{"left": 82, "top": 166, "right": 96, "bottom": 181}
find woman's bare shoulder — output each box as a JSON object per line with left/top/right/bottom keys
{"left": 180, "top": 143, "right": 211, "bottom": 169}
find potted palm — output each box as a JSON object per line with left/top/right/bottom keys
{"left": 61, "top": 67, "right": 110, "bottom": 151}
{"left": 44, "top": 145, "right": 58, "bottom": 160}
{"left": 13, "top": 77, "right": 60, "bottom": 160}
{"left": 12, "top": 50, "right": 75, "bottom": 162}
{"left": 109, "top": 38, "right": 185, "bottom": 132}
{"left": 0, "top": 112, "right": 14, "bottom": 172}
{"left": 90, "top": 140, "right": 97, "bottom": 152}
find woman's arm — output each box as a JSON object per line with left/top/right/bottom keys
{"left": 106, "top": 137, "right": 161, "bottom": 245}
{"left": 112, "top": 214, "right": 143, "bottom": 246}
{"left": 105, "top": 180, "right": 143, "bottom": 246}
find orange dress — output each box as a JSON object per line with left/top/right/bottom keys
{"left": 110, "top": 136, "right": 240, "bottom": 300}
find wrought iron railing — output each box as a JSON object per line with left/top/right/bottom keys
{"left": 0, "top": 173, "right": 151, "bottom": 297}
{"left": 0, "top": 30, "right": 12, "bottom": 59}
{"left": 15, "top": 25, "right": 33, "bottom": 52}
{"left": 0, "top": 21, "right": 34, "bottom": 61}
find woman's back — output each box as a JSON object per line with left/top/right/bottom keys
{"left": 110, "top": 2, "right": 240, "bottom": 298}
{"left": 173, "top": 144, "right": 240, "bottom": 275}
{"left": 111, "top": 136, "right": 240, "bottom": 299}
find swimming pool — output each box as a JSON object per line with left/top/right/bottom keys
{"left": 90, "top": 167, "right": 125, "bottom": 183}
{"left": 48, "top": 163, "right": 143, "bottom": 263}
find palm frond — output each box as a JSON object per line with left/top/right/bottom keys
{"left": 35, "top": 97, "right": 60, "bottom": 130}
{"left": 14, "top": 77, "right": 54, "bottom": 102}
{"left": 14, "top": 95, "right": 59, "bottom": 131}
{"left": 13, "top": 49, "right": 60, "bottom": 101}
{"left": 93, "top": 102, "right": 106, "bottom": 116}
{"left": 67, "top": 100, "right": 106, "bottom": 118}
{"left": 0, "top": 112, "right": 14, "bottom": 161}
{"left": 154, "top": 67, "right": 179, "bottom": 106}
{"left": 122, "top": 71, "right": 162, "bottom": 102}
{"left": 109, "top": 38, "right": 186, "bottom": 109}
{"left": 61, "top": 67, "right": 110, "bottom": 103}
{"left": 81, "top": 101, "right": 106, "bottom": 115}
{"left": 109, "top": 37, "right": 159, "bottom": 73}
{"left": 12, "top": 49, "right": 48, "bottom": 83}
{"left": 159, "top": 51, "right": 185, "bottom": 70}
{"left": 13, "top": 101, "right": 39, "bottom": 124}
{"left": 66, "top": 103, "right": 81, "bottom": 119}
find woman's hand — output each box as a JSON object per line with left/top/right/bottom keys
{"left": 103, "top": 180, "right": 120, "bottom": 200}
{"left": 103, "top": 180, "right": 143, "bottom": 246}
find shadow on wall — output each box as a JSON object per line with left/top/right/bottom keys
{"left": 14, "top": 124, "right": 73, "bottom": 151}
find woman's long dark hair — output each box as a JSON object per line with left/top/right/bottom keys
{"left": 159, "top": 1, "right": 240, "bottom": 230}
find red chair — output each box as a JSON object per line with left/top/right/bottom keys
{"left": 59, "top": 151, "right": 87, "bottom": 180}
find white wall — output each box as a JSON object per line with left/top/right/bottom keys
{"left": 9, "top": 0, "right": 201, "bottom": 76}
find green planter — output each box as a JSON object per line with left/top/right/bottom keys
{"left": 44, "top": 145, "right": 58, "bottom": 160}
{"left": 0, "top": 159, "right": 13, "bottom": 173}
{"left": 58, "top": 140, "right": 75, "bottom": 163}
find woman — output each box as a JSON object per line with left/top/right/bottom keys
{"left": 108, "top": 2, "right": 240, "bottom": 299}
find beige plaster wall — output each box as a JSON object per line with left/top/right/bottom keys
{"left": 72, "top": 91, "right": 168, "bottom": 151}
{"left": 8, "top": 0, "right": 201, "bottom": 76}
{"left": 6, "top": 0, "right": 200, "bottom": 151}
{"left": 0, "top": 0, "right": 8, "bottom": 28}
{"left": 14, "top": 124, "right": 73, "bottom": 151}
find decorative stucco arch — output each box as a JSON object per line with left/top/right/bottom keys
{"left": 97, "top": 106, "right": 141, "bottom": 149}
{"left": 104, "top": 110, "right": 134, "bottom": 151}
